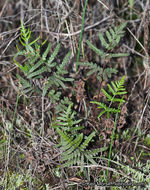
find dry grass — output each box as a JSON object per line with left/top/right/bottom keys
{"left": 0, "top": 0, "right": 150, "bottom": 189}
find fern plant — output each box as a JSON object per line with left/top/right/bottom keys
{"left": 53, "top": 103, "right": 84, "bottom": 134}
{"left": 53, "top": 104, "right": 107, "bottom": 170}
{"left": 79, "top": 62, "right": 117, "bottom": 82}
{"left": 13, "top": 20, "right": 73, "bottom": 98}
{"left": 57, "top": 128, "right": 107, "bottom": 171}
{"left": 78, "top": 22, "right": 129, "bottom": 83}
{"left": 87, "top": 22, "right": 129, "bottom": 58}
{"left": 91, "top": 76, "right": 127, "bottom": 179}
{"left": 91, "top": 76, "right": 127, "bottom": 118}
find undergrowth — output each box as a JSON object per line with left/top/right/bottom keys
{"left": 1, "top": 19, "right": 148, "bottom": 189}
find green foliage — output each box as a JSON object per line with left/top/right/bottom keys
{"left": 102, "top": 75, "right": 127, "bottom": 102}
{"left": 128, "top": 0, "right": 134, "bottom": 9}
{"left": 53, "top": 104, "right": 107, "bottom": 170}
{"left": 91, "top": 76, "right": 127, "bottom": 118}
{"left": 0, "top": 170, "right": 34, "bottom": 190}
{"left": 79, "top": 62, "right": 117, "bottom": 82}
{"left": 79, "top": 23, "right": 129, "bottom": 83}
{"left": 55, "top": 97, "right": 73, "bottom": 114}
{"left": 144, "top": 134, "right": 150, "bottom": 148}
{"left": 87, "top": 22, "right": 129, "bottom": 58}
{"left": 99, "top": 22, "right": 127, "bottom": 50}
{"left": 57, "top": 128, "right": 107, "bottom": 170}
{"left": 14, "top": 20, "right": 73, "bottom": 98}
{"left": 53, "top": 103, "right": 83, "bottom": 134}
{"left": 120, "top": 160, "right": 150, "bottom": 189}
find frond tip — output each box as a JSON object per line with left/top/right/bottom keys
{"left": 99, "top": 22, "right": 127, "bottom": 50}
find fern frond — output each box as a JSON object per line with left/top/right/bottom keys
{"left": 20, "top": 20, "right": 31, "bottom": 45}
{"left": 90, "top": 101, "right": 120, "bottom": 118}
{"left": 91, "top": 76, "right": 127, "bottom": 118}
{"left": 84, "top": 153, "right": 97, "bottom": 165}
{"left": 27, "top": 66, "right": 46, "bottom": 79}
{"left": 57, "top": 128, "right": 106, "bottom": 170}
{"left": 86, "top": 22, "right": 129, "bottom": 62}
{"left": 62, "top": 134, "right": 83, "bottom": 155}
{"left": 55, "top": 97, "right": 73, "bottom": 114}
{"left": 47, "top": 43, "right": 60, "bottom": 65}
{"left": 102, "top": 88, "right": 125, "bottom": 103}
{"left": 86, "top": 147, "right": 108, "bottom": 157}
{"left": 17, "top": 74, "right": 40, "bottom": 96}
{"left": 28, "top": 59, "right": 44, "bottom": 74}
{"left": 20, "top": 20, "right": 40, "bottom": 48}
{"left": 86, "top": 40, "right": 106, "bottom": 58}
{"left": 79, "top": 62, "right": 117, "bottom": 82}
{"left": 54, "top": 104, "right": 83, "bottom": 133}
{"left": 42, "top": 43, "right": 51, "bottom": 61}
{"left": 56, "top": 51, "right": 71, "bottom": 75}
{"left": 99, "top": 23, "right": 127, "bottom": 50}
{"left": 48, "top": 90, "right": 61, "bottom": 103}
{"left": 80, "top": 132, "right": 95, "bottom": 151}
{"left": 56, "top": 128, "right": 73, "bottom": 144}
{"left": 103, "top": 68, "right": 118, "bottom": 81}
{"left": 107, "top": 53, "right": 129, "bottom": 58}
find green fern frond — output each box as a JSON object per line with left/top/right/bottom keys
{"left": 20, "top": 20, "right": 40, "bottom": 47}
{"left": 86, "top": 40, "right": 106, "bottom": 58}
{"left": 86, "top": 22, "right": 129, "bottom": 61}
{"left": 56, "top": 51, "right": 71, "bottom": 75}
{"left": 14, "top": 21, "right": 73, "bottom": 100}
{"left": 27, "top": 66, "right": 46, "bottom": 79}
{"left": 56, "top": 128, "right": 73, "bottom": 144}
{"left": 20, "top": 20, "right": 31, "bottom": 45}
{"left": 107, "top": 53, "right": 129, "bottom": 58}
{"left": 62, "top": 134, "right": 83, "bottom": 155}
{"left": 48, "top": 90, "right": 61, "bottom": 103}
{"left": 99, "top": 23, "right": 127, "bottom": 50}
{"left": 42, "top": 43, "right": 51, "bottom": 61}
{"left": 79, "top": 62, "right": 117, "bottom": 82}
{"left": 91, "top": 76, "right": 127, "bottom": 118}
{"left": 103, "top": 68, "right": 118, "bottom": 81}
{"left": 80, "top": 132, "right": 95, "bottom": 151}
{"left": 17, "top": 74, "right": 40, "bottom": 96}
{"left": 54, "top": 104, "right": 83, "bottom": 133}
{"left": 86, "top": 147, "right": 108, "bottom": 157}
{"left": 57, "top": 128, "right": 106, "bottom": 170}
{"left": 28, "top": 59, "right": 44, "bottom": 74}
{"left": 42, "top": 81, "right": 53, "bottom": 97}
{"left": 47, "top": 43, "right": 60, "bottom": 65}
{"left": 90, "top": 101, "right": 120, "bottom": 118}
{"left": 55, "top": 97, "right": 73, "bottom": 114}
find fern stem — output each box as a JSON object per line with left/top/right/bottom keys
{"left": 76, "top": 0, "right": 88, "bottom": 72}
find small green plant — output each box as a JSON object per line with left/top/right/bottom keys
{"left": 79, "top": 61, "right": 117, "bottom": 83}
{"left": 79, "top": 23, "right": 129, "bottom": 83}
{"left": 0, "top": 170, "right": 34, "bottom": 190}
{"left": 54, "top": 104, "right": 107, "bottom": 170}
{"left": 87, "top": 22, "right": 128, "bottom": 56}
{"left": 91, "top": 76, "right": 127, "bottom": 179}
{"left": 91, "top": 76, "right": 127, "bottom": 118}
{"left": 12, "top": 20, "right": 132, "bottom": 184}
{"left": 14, "top": 20, "right": 73, "bottom": 98}
{"left": 144, "top": 134, "right": 150, "bottom": 148}
{"left": 53, "top": 103, "right": 83, "bottom": 133}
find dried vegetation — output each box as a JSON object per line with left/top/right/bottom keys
{"left": 0, "top": 0, "right": 150, "bottom": 189}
